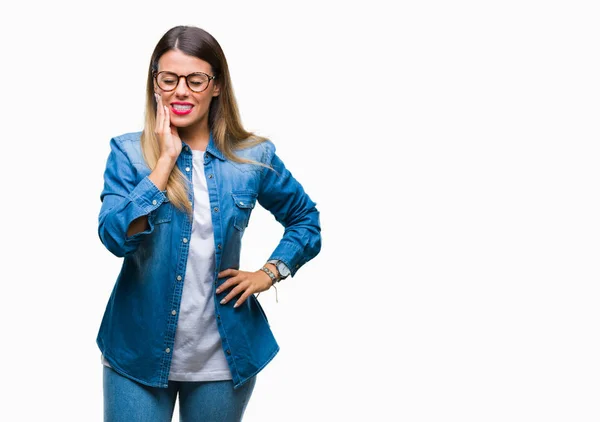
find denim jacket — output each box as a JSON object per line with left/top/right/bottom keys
{"left": 96, "top": 131, "right": 321, "bottom": 389}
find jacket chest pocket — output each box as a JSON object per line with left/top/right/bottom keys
{"left": 231, "top": 191, "right": 257, "bottom": 231}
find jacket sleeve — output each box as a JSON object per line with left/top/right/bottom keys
{"left": 97, "top": 137, "right": 168, "bottom": 257}
{"left": 257, "top": 142, "right": 322, "bottom": 277}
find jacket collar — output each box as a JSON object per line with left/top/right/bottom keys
{"left": 206, "top": 131, "right": 226, "bottom": 161}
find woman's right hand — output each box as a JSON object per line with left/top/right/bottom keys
{"left": 154, "top": 93, "right": 182, "bottom": 162}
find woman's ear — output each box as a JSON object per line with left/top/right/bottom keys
{"left": 212, "top": 81, "right": 221, "bottom": 97}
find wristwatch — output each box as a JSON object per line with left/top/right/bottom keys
{"left": 267, "top": 259, "right": 290, "bottom": 281}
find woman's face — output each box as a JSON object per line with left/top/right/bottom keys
{"left": 154, "top": 49, "right": 220, "bottom": 132}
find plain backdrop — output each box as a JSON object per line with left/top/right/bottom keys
{"left": 1, "top": 0, "right": 599, "bottom": 421}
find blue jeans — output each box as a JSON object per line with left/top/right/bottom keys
{"left": 103, "top": 365, "right": 256, "bottom": 422}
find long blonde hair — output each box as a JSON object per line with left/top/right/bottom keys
{"left": 140, "top": 26, "right": 271, "bottom": 216}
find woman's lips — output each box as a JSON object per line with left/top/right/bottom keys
{"left": 171, "top": 104, "right": 194, "bottom": 115}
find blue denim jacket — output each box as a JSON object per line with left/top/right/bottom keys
{"left": 96, "top": 131, "right": 321, "bottom": 389}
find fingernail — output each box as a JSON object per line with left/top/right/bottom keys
{"left": 220, "top": 299, "right": 225, "bottom": 305}
{"left": 233, "top": 303, "right": 239, "bottom": 308}
{"left": 216, "top": 288, "right": 221, "bottom": 293}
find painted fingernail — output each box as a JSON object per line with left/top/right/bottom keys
{"left": 216, "top": 288, "right": 221, "bottom": 293}
{"left": 233, "top": 303, "right": 239, "bottom": 308}
{"left": 220, "top": 299, "right": 225, "bottom": 304}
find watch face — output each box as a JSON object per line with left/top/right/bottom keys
{"left": 277, "top": 262, "right": 290, "bottom": 277}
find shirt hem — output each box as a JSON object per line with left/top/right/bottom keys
{"left": 168, "top": 371, "right": 233, "bottom": 382}
{"left": 100, "top": 351, "right": 167, "bottom": 388}
{"left": 233, "top": 345, "right": 280, "bottom": 389}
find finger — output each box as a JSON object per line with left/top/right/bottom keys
{"left": 216, "top": 275, "right": 239, "bottom": 295}
{"left": 234, "top": 289, "right": 254, "bottom": 308}
{"left": 218, "top": 268, "right": 237, "bottom": 278}
{"left": 163, "top": 105, "right": 170, "bottom": 133}
{"left": 215, "top": 278, "right": 235, "bottom": 294}
{"left": 220, "top": 282, "right": 248, "bottom": 305}
{"left": 215, "top": 271, "right": 238, "bottom": 294}
{"left": 155, "top": 95, "right": 163, "bottom": 133}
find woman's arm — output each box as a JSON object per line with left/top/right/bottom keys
{"left": 215, "top": 141, "right": 321, "bottom": 308}
{"left": 125, "top": 155, "right": 178, "bottom": 237}
{"left": 257, "top": 142, "right": 322, "bottom": 277}
{"left": 97, "top": 137, "right": 170, "bottom": 257}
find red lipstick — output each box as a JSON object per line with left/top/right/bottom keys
{"left": 170, "top": 102, "right": 194, "bottom": 116}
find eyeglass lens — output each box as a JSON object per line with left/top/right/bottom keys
{"left": 156, "top": 72, "right": 210, "bottom": 92}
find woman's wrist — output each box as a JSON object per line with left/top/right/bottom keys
{"left": 149, "top": 157, "right": 177, "bottom": 191}
{"left": 259, "top": 264, "right": 280, "bottom": 285}
{"left": 156, "top": 155, "right": 177, "bottom": 169}
{"left": 263, "top": 263, "right": 280, "bottom": 279}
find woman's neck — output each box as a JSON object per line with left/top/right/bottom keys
{"left": 179, "top": 122, "right": 210, "bottom": 150}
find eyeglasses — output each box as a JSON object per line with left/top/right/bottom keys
{"left": 153, "top": 71, "right": 217, "bottom": 93}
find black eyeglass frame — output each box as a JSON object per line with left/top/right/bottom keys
{"left": 153, "top": 71, "right": 217, "bottom": 93}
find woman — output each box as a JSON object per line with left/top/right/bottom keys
{"left": 96, "top": 25, "right": 321, "bottom": 421}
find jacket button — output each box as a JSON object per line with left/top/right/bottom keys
{"left": 208, "top": 174, "right": 214, "bottom": 179}
{"left": 183, "top": 238, "right": 188, "bottom": 243}
{"left": 165, "top": 348, "right": 171, "bottom": 353}
{"left": 217, "top": 244, "right": 221, "bottom": 249}
{"left": 226, "top": 349, "right": 231, "bottom": 355}
{"left": 152, "top": 200, "right": 157, "bottom": 205}
{"left": 177, "top": 275, "right": 182, "bottom": 281}
{"left": 213, "top": 207, "right": 219, "bottom": 212}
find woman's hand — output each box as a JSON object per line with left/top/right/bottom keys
{"left": 216, "top": 269, "right": 273, "bottom": 308}
{"left": 154, "top": 93, "right": 182, "bottom": 161}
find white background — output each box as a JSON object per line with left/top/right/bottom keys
{"left": 1, "top": 0, "right": 599, "bottom": 421}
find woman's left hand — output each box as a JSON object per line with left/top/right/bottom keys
{"left": 216, "top": 269, "right": 273, "bottom": 308}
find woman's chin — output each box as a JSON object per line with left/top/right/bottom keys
{"left": 169, "top": 114, "right": 206, "bottom": 129}
{"left": 169, "top": 119, "right": 193, "bottom": 129}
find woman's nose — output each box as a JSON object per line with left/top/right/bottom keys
{"left": 175, "top": 76, "right": 190, "bottom": 96}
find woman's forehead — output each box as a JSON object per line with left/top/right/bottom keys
{"left": 158, "top": 50, "right": 212, "bottom": 73}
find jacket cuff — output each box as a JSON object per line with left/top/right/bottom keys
{"left": 268, "top": 241, "right": 304, "bottom": 278}
{"left": 129, "top": 176, "right": 168, "bottom": 212}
